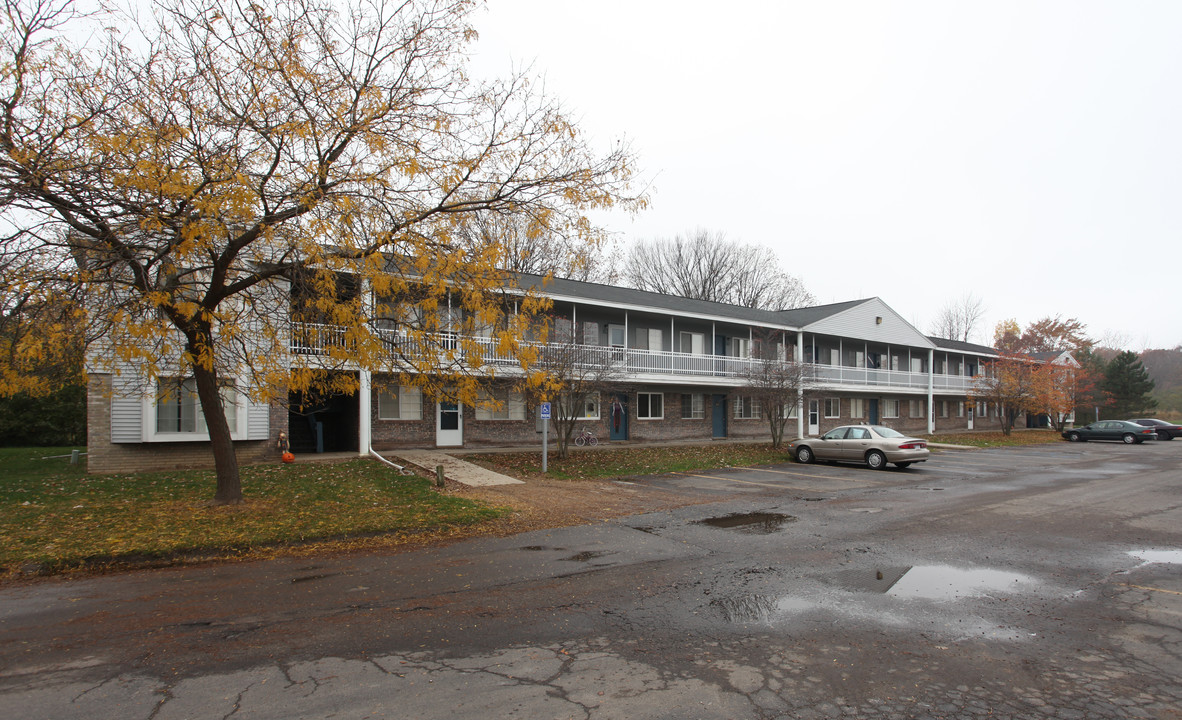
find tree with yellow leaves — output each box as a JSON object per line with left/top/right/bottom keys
{"left": 0, "top": 0, "right": 644, "bottom": 502}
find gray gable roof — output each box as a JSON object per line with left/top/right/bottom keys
{"left": 927, "top": 336, "right": 999, "bottom": 356}
{"left": 514, "top": 273, "right": 798, "bottom": 326}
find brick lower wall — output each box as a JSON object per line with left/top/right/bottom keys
{"left": 87, "top": 374, "right": 288, "bottom": 474}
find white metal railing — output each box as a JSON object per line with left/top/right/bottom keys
{"left": 289, "top": 322, "right": 978, "bottom": 390}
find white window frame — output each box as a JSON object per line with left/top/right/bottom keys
{"left": 608, "top": 324, "right": 626, "bottom": 348}
{"left": 883, "top": 399, "right": 901, "bottom": 419}
{"left": 681, "top": 393, "right": 705, "bottom": 419}
{"left": 378, "top": 385, "right": 423, "bottom": 420}
{"left": 560, "top": 392, "right": 600, "bottom": 420}
{"left": 147, "top": 376, "right": 244, "bottom": 442}
{"left": 909, "top": 399, "right": 924, "bottom": 418}
{"left": 637, "top": 392, "right": 664, "bottom": 419}
{"left": 939, "top": 401, "right": 949, "bottom": 418}
{"left": 734, "top": 396, "right": 761, "bottom": 420}
{"left": 824, "top": 398, "right": 840, "bottom": 418}
{"left": 475, "top": 388, "right": 526, "bottom": 421}
{"left": 849, "top": 397, "right": 864, "bottom": 419}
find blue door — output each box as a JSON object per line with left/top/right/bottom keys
{"left": 608, "top": 395, "right": 629, "bottom": 441}
{"left": 712, "top": 394, "right": 727, "bottom": 438}
{"left": 869, "top": 399, "right": 879, "bottom": 424}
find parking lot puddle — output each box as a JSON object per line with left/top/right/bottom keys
{"left": 1129, "top": 549, "right": 1182, "bottom": 564}
{"left": 696, "top": 511, "right": 796, "bottom": 534}
{"left": 886, "top": 565, "right": 1035, "bottom": 600}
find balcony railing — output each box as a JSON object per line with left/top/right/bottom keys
{"left": 289, "top": 322, "right": 978, "bottom": 391}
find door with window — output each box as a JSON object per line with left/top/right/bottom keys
{"left": 808, "top": 400, "right": 820, "bottom": 435}
{"left": 966, "top": 406, "right": 975, "bottom": 430}
{"left": 436, "top": 401, "right": 463, "bottom": 446}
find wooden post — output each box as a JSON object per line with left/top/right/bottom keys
{"left": 435, "top": 465, "right": 445, "bottom": 488}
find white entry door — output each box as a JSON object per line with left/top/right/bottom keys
{"left": 436, "top": 401, "right": 463, "bottom": 446}
{"left": 808, "top": 400, "right": 820, "bottom": 435}
{"left": 967, "top": 406, "right": 975, "bottom": 431}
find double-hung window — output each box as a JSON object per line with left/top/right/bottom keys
{"left": 637, "top": 392, "right": 663, "bottom": 419}
{"left": 883, "top": 399, "right": 901, "bottom": 418}
{"left": 475, "top": 388, "right": 526, "bottom": 420}
{"left": 849, "top": 398, "right": 864, "bottom": 419}
{"left": 153, "top": 377, "right": 241, "bottom": 440}
{"left": 824, "top": 398, "right": 840, "bottom": 418}
{"left": 378, "top": 385, "right": 423, "bottom": 420}
{"left": 681, "top": 393, "right": 705, "bottom": 419}
{"left": 561, "top": 392, "right": 600, "bottom": 420}
{"left": 909, "top": 399, "right": 924, "bottom": 418}
{"left": 734, "top": 396, "right": 760, "bottom": 419}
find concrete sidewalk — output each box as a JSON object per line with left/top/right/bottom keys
{"left": 384, "top": 449, "right": 525, "bottom": 487}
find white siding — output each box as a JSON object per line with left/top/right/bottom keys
{"left": 805, "top": 298, "right": 935, "bottom": 348}
{"left": 246, "top": 400, "right": 270, "bottom": 440}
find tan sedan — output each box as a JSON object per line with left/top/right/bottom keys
{"left": 787, "top": 424, "right": 930, "bottom": 470}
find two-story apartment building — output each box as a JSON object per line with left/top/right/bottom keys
{"left": 85, "top": 273, "right": 1009, "bottom": 473}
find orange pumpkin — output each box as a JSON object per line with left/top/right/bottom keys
{"left": 281, "top": 452, "right": 295, "bottom": 464}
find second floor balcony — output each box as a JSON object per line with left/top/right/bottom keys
{"left": 290, "top": 322, "right": 978, "bottom": 393}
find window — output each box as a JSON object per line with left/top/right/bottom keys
{"left": 850, "top": 398, "right": 864, "bottom": 419}
{"left": 976, "top": 401, "right": 987, "bottom": 417}
{"left": 608, "top": 324, "right": 626, "bottom": 348}
{"left": 957, "top": 401, "right": 965, "bottom": 418}
{"left": 910, "top": 357, "right": 924, "bottom": 373}
{"left": 824, "top": 398, "right": 840, "bottom": 418}
{"left": 783, "top": 402, "right": 799, "bottom": 419}
{"left": 635, "top": 327, "right": 663, "bottom": 351}
{"left": 156, "top": 378, "right": 238, "bottom": 434}
{"left": 732, "top": 337, "right": 750, "bottom": 358}
{"left": 679, "top": 331, "right": 706, "bottom": 354}
{"left": 843, "top": 348, "right": 865, "bottom": 367}
{"left": 681, "top": 393, "right": 705, "bottom": 419}
{"left": 909, "top": 399, "right": 924, "bottom": 418}
{"left": 883, "top": 399, "right": 900, "bottom": 418}
{"left": 829, "top": 347, "right": 840, "bottom": 366}
{"left": 475, "top": 388, "right": 526, "bottom": 420}
{"left": 939, "top": 401, "right": 949, "bottom": 418}
{"left": 734, "top": 396, "right": 760, "bottom": 419}
{"left": 637, "top": 392, "right": 663, "bottom": 419}
{"left": 561, "top": 392, "right": 600, "bottom": 420}
{"left": 934, "top": 356, "right": 946, "bottom": 374}
{"left": 378, "top": 385, "right": 423, "bottom": 420}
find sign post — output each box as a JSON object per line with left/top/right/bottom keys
{"left": 539, "top": 402, "right": 551, "bottom": 473}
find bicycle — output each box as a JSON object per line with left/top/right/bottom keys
{"left": 573, "top": 427, "right": 599, "bottom": 446}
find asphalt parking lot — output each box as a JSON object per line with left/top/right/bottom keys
{"left": 2, "top": 439, "right": 1180, "bottom": 719}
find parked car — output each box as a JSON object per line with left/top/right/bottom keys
{"left": 1129, "top": 418, "right": 1182, "bottom": 441}
{"left": 1062, "top": 421, "right": 1158, "bottom": 444}
{"left": 788, "top": 424, "right": 930, "bottom": 469}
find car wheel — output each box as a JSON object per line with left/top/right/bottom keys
{"left": 795, "top": 446, "right": 814, "bottom": 464}
{"left": 865, "top": 450, "right": 886, "bottom": 470}
{"left": 1158, "top": 431, "right": 1170, "bottom": 442}
{"left": 1122, "top": 433, "right": 1136, "bottom": 444}
{"left": 1066, "top": 432, "right": 1081, "bottom": 442}
{"left": 895, "top": 462, "right": 912, "bottom": 469}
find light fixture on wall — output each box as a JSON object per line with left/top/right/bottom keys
{"left": 875, "top": 316, "right": 883, "bottom": 325}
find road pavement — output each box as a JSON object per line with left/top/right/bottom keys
{"left": 2, "top": 440, "right": 1181, "bottom": 718}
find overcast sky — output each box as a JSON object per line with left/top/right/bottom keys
{"left": 470, "top": 0, "right": 1182, "bottom": 350}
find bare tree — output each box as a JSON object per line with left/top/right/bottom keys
{"left": 735, "top": 332, "right": 816, "bottom": 447}
{"left": 454, "top": 211, "right": 617, "bottom": 283}
{"left": 929, "top": 293, "right": 986, "bottom": 343}
{"left": 620, "top": 229, "right": 814, "bottom": 309}
{"left": 519, "top": 315, "right": 623, "bottom": 459}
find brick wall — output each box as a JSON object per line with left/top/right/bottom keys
{"left": 87, "top": 374, "right": 285, "bottom": 474}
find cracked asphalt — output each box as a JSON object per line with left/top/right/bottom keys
{"left": 2, "top": 440, "right": 1181, "bottom": 719}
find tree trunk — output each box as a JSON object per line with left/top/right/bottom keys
{"left": 191, "top": 359, "right": 243, "bottom": 504}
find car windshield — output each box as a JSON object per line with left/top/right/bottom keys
{"left": 869, "top": 425, "right": 905, "bottom": 438}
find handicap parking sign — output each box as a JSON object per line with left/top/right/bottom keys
{"left": 540, "top": 402, "right": 551, "bottom": 420}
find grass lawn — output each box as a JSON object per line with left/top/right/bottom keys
{"left": 0, "top": 447, "right": 504, "bottom": 578}
{"left": 468, "top": 443, "right": 791, "bottom": 481}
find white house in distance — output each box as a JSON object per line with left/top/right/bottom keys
{"left": 85, "top": 272, "right": 1017, "bottom": 474}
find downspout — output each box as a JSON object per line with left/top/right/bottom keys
{"left": 359, "top": 368, "right": 372, "bottom": 457}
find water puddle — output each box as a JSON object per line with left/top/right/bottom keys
{"left": 1128, "top": 549, "right": 1182, "bottom": 565}
{"left": 696, "top": 511, "right": 796, "bottom": 534}
{"left": 886, "top": 565, "right": 1034, "bottom": 600}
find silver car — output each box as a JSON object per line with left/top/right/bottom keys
{"left": 788, "top": 424, "right": 930, "bottom": 470}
